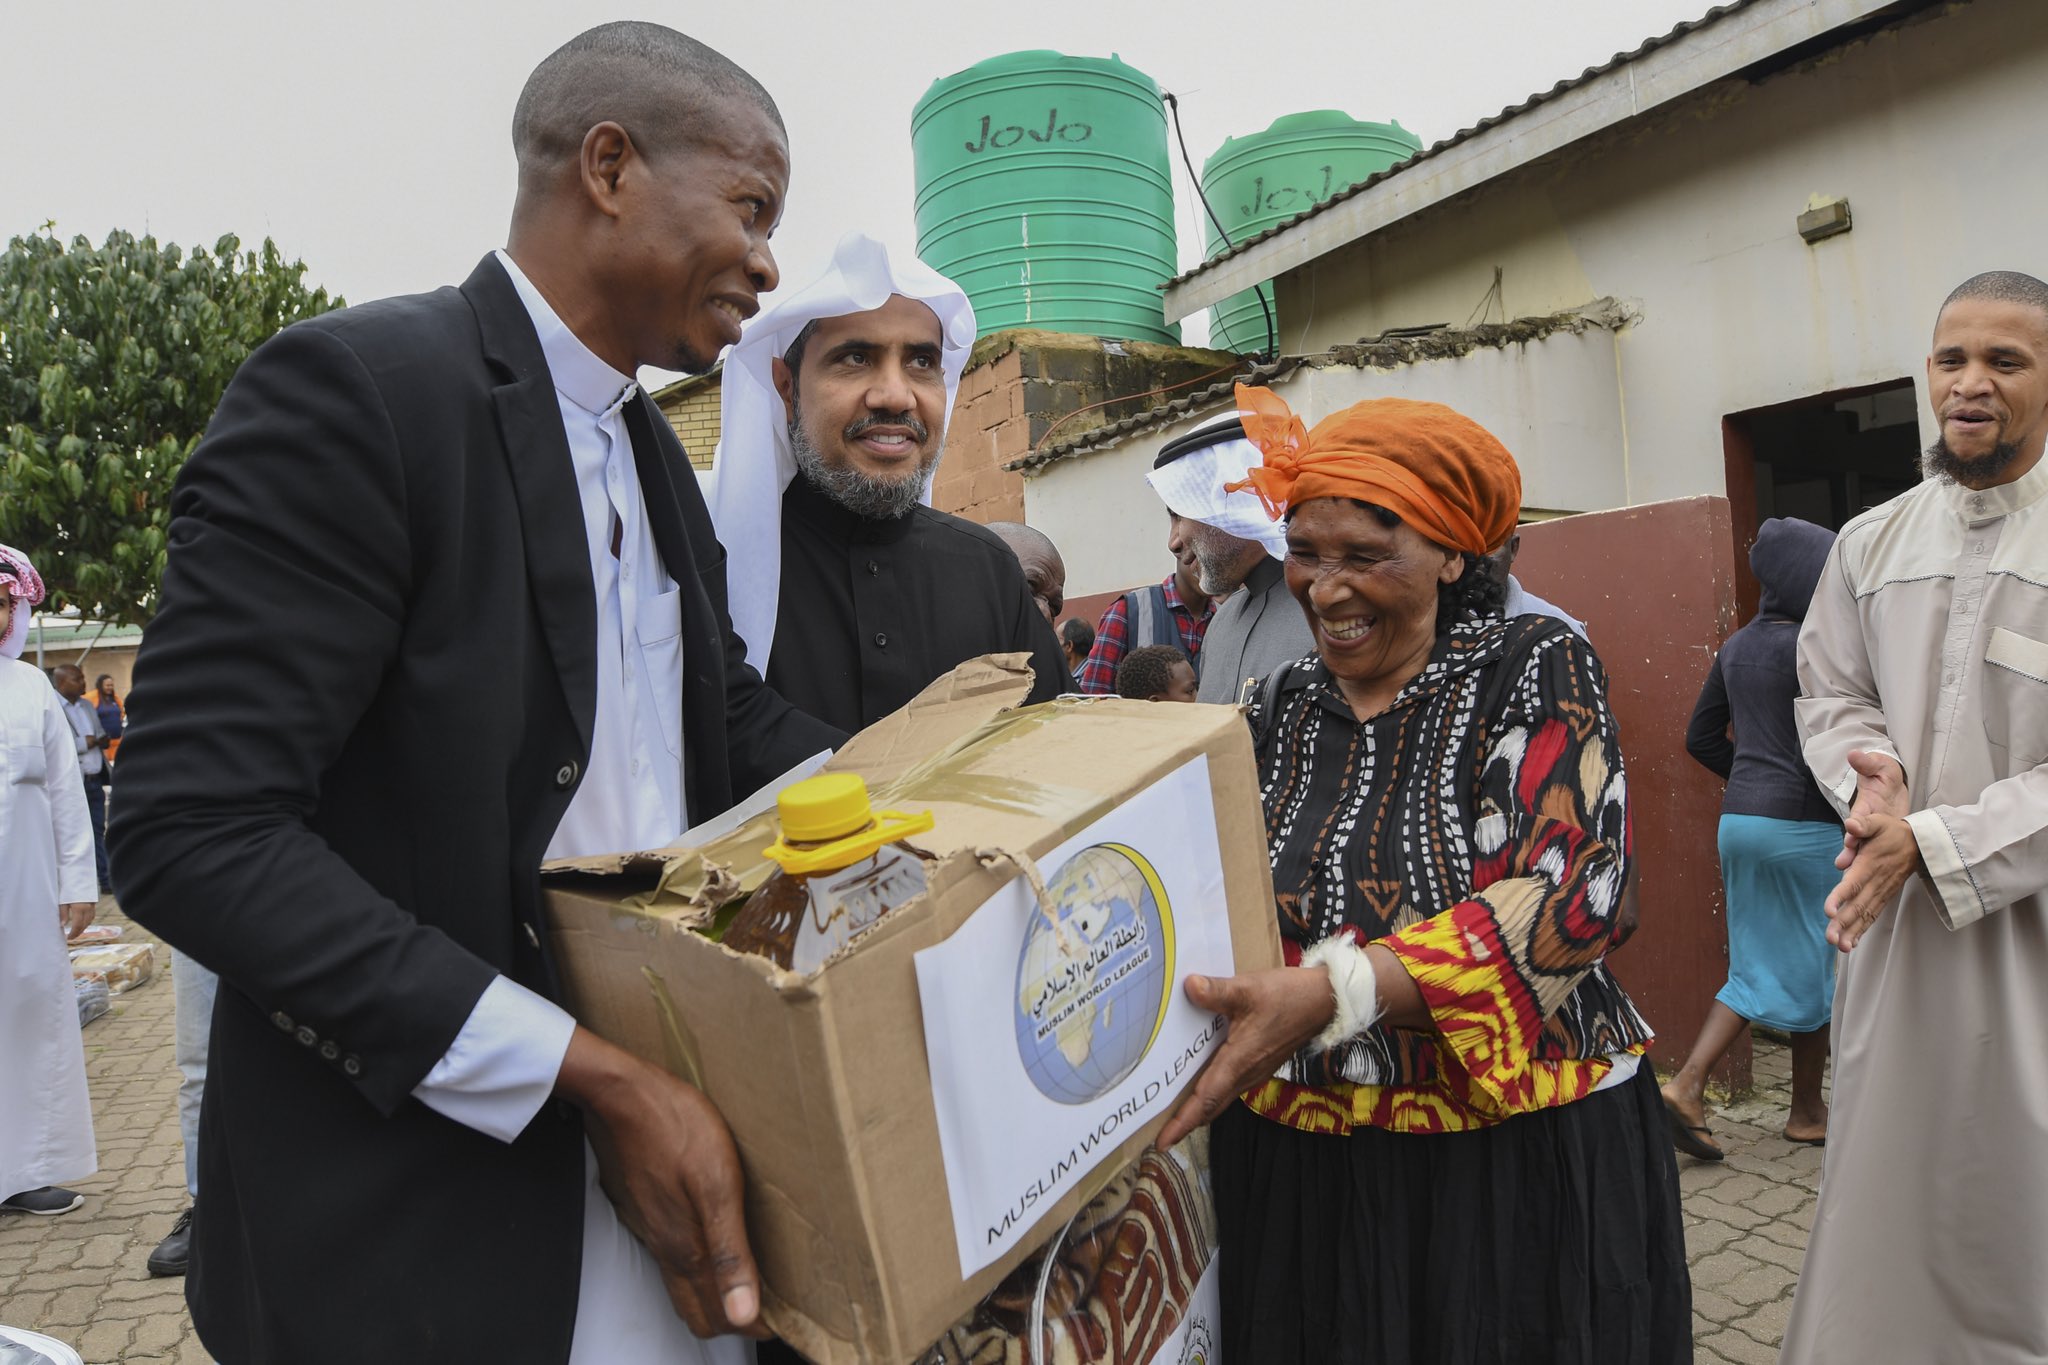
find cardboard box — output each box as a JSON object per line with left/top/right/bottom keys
{"left": 544, "top": 656, "right": 1280, "bottom": 1364}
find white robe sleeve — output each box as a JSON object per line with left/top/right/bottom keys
{"left": 1796, "top": 540, "right": 1905, "bottom": 815}
{"left": 1904, "top": 767, "right": 2048, "bottom": 929}
{"left": 45, "top": 689, "right": 97, "bottom": 905}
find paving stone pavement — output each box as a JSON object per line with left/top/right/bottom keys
{"left": 3, "top": 897, "right": 1824, "bottom": 1363}
{"left": 0, "top": 899, "right": 207, "bottom": 1364}
{"left": 1672, "top": 1036, "right": 1832, "bottom": 1365}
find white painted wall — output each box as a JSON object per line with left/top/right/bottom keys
{"left": 1272, "top": 0, "right": 2048, "bottom": 506}
{"left": 1024, "top": 435, "right": 1175, "bottom": 603}
{"left": 1027, "top": 321, "right": 1628, "bottom": 598}
{"left": 1032, "top": 0, "right": 2048, "bottom": 598}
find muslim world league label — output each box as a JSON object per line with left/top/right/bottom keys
{"left": 1014, "top": 843, "right": 1174, "bottom": 1106}
{"left": 913, "top": 756, "right": 1236, "bottom": 1278}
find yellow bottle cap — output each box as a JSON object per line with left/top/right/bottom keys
{"left": 776, "top": 773, "right": 876, "bottom": 843}
{"left": 763, "top": 773, "right": 936, "bottom": 876}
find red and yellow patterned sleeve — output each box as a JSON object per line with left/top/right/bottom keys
{"left": 1381, "top": 629, "right": 1632, "bottom": 1111}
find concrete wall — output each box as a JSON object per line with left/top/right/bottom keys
{"left": 1025, "top": 316, "right": 1631, "bottom": 599}
{"left": 1023, "top": 434, "right": 1175, "bottom": 604}
{"left": 1273, "top": 0, "right": 2048, "bottom": 505}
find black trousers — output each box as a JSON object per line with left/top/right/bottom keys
{"left": 82, "top": 769, "right": 110, "bottom": 888}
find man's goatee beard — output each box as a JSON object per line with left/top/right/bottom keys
{"left": 791, "top": 417, "right": 934, "bottom": 521}
{"left": 1924, "top": 435, "right": 2025, "bottom": 487}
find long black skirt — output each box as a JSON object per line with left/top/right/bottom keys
{"left": 1211, "top": 1064, "right": 1692, "bottom": 1364}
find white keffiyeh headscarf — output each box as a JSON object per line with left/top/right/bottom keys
{"left": 1143, "top": 410, "right": 1290, "bottom": 561}
{"left": 708, "top": 232, "right": 975, "bottom": 673}
{"left": 0, "top": 543, "right": 46, "bottom": 660}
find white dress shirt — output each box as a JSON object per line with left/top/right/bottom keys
{"left": 61, "top": 696, "right": 107, "bottom": 777}
{"left": 406, "top": 251, "right": 744, "bottom": 1364}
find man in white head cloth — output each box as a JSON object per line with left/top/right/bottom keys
{"left": 710, "top": 233, "right": 1068, "bottom": 731}
{"left": 1142, "top": 410, "right": 1315, "bottom": 704}
{"left": 0, "top": 544, "right": 99, "bottom": 1220}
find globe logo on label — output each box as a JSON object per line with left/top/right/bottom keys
{"left": 1013, "top": 843, "right": 1176, "bottom": 1106}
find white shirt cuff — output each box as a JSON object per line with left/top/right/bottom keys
{"left": 1906, "top": 807, "right": 1985, "bottom": 931}
{"left": 412, "top": 975, "right": 578, "bottom": 1143}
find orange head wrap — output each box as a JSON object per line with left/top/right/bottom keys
{"left": 1224, "top": 384, "right": 1522, "bottom": 556}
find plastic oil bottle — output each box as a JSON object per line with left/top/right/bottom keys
{"left": 720, "top": 773, "right": 935, "bottom": 973}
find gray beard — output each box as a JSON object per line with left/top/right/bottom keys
{"left": 1195, "top": 542, "right": 1254, "bottom": 596}
{"left": 790, "top": 418, "right": 931, "bottom": 522}
{"left": 1924, "top": 435, "right": 2025, "bottom": 487}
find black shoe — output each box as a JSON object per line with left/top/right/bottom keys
{"left": 1, "top": 1186, "right": 84, "bottom": 1215}
{"left": 147, "top": 1205, "right": 194, "bottom": 1277}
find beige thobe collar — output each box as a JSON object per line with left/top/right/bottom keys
{"left": 1945, "top": 446, "right": 2048, "bottom": 524}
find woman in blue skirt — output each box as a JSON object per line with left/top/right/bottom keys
{"left": 1663, "top": 517, "right": 1840, "bottom": 1159}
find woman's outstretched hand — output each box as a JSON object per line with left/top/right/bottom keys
{"left": 1154, "top": 966, "right": 1334, "bottom": 1149}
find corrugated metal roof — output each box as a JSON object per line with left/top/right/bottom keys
{"left": 1167, "top": 1, "right": 1765, "bottom": 292}
{"left": 28, "top": 617, "right": 146, "bottom": 646}
{"left": 1009, "top": 300, "right": 1634, "bottom": 473}
{"left": 1006, "top": 353, "right": 1303, "bottom": 474}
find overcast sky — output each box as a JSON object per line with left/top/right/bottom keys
{"left": 4, "top": 0, "right": 1709, "bottom": 359}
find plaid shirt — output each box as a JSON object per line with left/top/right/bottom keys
{"left": 1075, "top": 575, "right": 1215, "bottom": 695}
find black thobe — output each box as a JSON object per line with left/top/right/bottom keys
{"left": 767, "top": 474, "right": 1070, "bottom": 731}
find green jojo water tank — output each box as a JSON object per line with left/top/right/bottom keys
{"left": 913, "top": 51, "right": 1179, "bottom": 343}
{"left": 1202, "top": 111, "right": 1422, "bottom": 354}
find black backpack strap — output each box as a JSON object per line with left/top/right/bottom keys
{"left": 1244, "top": 657, "right": 1297, "bottom": 746}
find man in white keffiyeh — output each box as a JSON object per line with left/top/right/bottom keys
{"left": 0, "top": 543, "right": 100, "bottom": 1220}
{"left": 1143, "top": 410, "right": 1313, "bottom": 703}
{"left": 708, "top": 233, "right": 1067, "bottom": 732}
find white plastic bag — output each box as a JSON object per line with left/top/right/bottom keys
{"left": 0, "top": 1325, "right": 86, "bottom": 1365}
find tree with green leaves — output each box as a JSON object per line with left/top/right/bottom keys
{"left": 0, "top": 228, "right": 342, "bottom": 625}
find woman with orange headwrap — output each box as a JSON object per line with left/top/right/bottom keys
{"left": 1154, "top": 389, "right": 1689, "bottom": 1362}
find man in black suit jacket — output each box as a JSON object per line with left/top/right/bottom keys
{"left": 108, "top": 24, "right": 838, "bottom": 1362}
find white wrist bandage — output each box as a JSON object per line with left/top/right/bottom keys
{"left": 1301, "top": 934, "right": 1384, "bottom": 1054}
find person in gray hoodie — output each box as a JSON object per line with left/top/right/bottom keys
{"left": 1662, "top": 517, "right": 1841, "bottom": 1160}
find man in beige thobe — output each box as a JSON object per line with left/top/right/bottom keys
{"left": 1784, "top": 271, "right": 2048, "bottom": 1364}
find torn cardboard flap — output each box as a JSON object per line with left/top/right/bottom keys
{"left": 825, "top": 651, "right": 1035, "bottom": 785}
{"left": 542, "top": 654, "right": 1036, "bottom": 902}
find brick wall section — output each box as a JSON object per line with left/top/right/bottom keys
{"left": 655, "top": 375, "right": 724, "bottom": 470}
{"left": 934, "top": 331, "right": 1239, "bottom": 526}
{"left": 933, "top": 348, "right": 1028, "bottom": 524}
